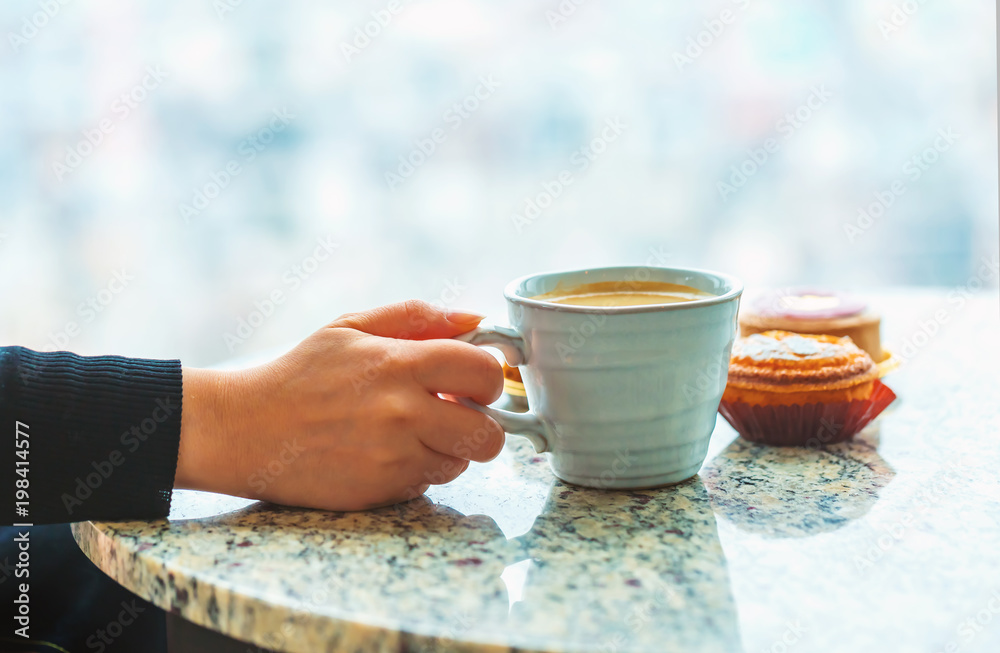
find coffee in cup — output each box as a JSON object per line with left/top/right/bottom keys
{"left": 532, "top": 280, "right": 713, "bottom": 307}
{"left": 454, "top": 266, "right": 743, "bottom": 489}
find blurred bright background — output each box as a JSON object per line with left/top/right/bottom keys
{"left": 0, "top": 0, "right": 996, "bottom": 366}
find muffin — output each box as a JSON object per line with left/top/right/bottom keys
{"left": 738, "top": 288, "right": 885, "bottom": 363}
{"left": 718, "top": 330, "right": 896, "bottom": 446}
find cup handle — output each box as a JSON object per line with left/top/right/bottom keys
{"left": 453, "top": 325, "right": 549, "bottom": 454}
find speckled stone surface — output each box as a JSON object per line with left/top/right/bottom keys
{"left": 74, "top": 292, "right": 1000, "bottom": 653}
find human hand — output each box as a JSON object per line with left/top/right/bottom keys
{"left": 175, "top": 300, "right": 505, "bottom": 510}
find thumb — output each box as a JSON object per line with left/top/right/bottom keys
{"left": 331, "top": 300, "right": 485, "bottom": 340}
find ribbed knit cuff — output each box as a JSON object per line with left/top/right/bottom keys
{"left": 0, "top": 347, "right": 183, "bottom": 525}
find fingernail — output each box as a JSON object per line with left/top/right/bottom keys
{"left": 446, "top": 309, "right": 486, "bottom": 324}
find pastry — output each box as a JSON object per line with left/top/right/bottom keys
{"left": 738, "top": 288, "right": 885, "bottom": 363}
{"left": 718, "top": 330, "right": 896, "bottom": 446}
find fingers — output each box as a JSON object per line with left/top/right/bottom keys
{"left": 386, "top": 449, "right": 469, "bottom": 502}
{"left": 341, "top": 449, "right": 470, "bottom": 510}
{"left": 414, "top": 394, "right": 506, "bottom": 463}
{"left": 406, "top": 339, "right": 504, "bottom": 405}
{"left": 331, "top": 299, "right": 485, "bottom": 340}
{"left": 361, "top": 483, "right": 431, "bottom": 510}
{"left": 420, "top": 451, "right": 471, "bottom": 484}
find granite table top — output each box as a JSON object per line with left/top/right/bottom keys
{"left": 73, "top": 291, "right": 1000, "bottom": 653}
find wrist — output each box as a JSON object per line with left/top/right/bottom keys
{"left": 177, "top": 367, "right": 236, "bottom": 492}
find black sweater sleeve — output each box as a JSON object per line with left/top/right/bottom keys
{"left": 0, "top": 347, "right": 183, "bottom": 525}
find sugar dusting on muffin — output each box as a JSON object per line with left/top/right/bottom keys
{"left": 727, "top": 331, "right": 878, "bottom": 393}
{"left": 718, "top": 330, "right": 896, "bottom": 446}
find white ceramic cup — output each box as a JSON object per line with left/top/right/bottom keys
{"left": 455, "top": 266, "right": 742, "bottom": 489}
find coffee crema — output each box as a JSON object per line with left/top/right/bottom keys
{"left": 532, "top": 280, "right": 713, "bottom": 307}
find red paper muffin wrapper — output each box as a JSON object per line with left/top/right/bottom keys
{"left": 718, "top": 380, "right": 897, "bottom": 447}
